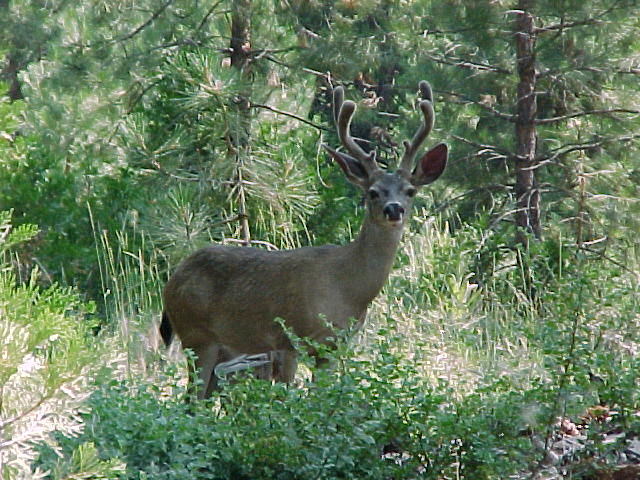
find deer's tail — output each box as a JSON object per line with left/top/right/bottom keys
{"left": 160, "top": 311, "right": 173, "bottom": 347}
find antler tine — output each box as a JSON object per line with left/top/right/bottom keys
{"left": 419, "top": 79, "right": 433, "bottom": 102}
{"left": 333, "top": 87, "right": 379, "bottom": 172}
{"left": 332, "top": 85, "right": 344, "bottom": 125}
{"left": 398, "top": 81, "right": 435, "bottom": 173}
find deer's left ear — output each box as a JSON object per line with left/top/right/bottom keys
{"left": 323, "top": 144, "right": 369, "bottom": 187}
{"left": 411, "top": 143, "right": 447, "bottom": 186}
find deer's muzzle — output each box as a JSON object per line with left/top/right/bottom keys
{"left": 383, "top": 203, "right": 405, "bottom": 222}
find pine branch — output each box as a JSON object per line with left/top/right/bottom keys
{"left": 252, "top": 46, "right": 301, "bottom": 57}
{"left": 538, "top": 66, "right": 640, "bottom": 78}
{"left": 130, "top": 36, "right": 222, "bottom": 58}
{"left": 118, "top": 0, "right": 175, "bottom": 42}
{"left": 249, "top": 102, "right": 329, "bottom": 131}
{"left": 0, "top": 390, "right": 51, "bottom": 433}
{"left": 451, "top": 135, "right": 513, "bottom": 159}
{"left": 419, "top": 27, "right": 478, "bottom": 35}
{"left": 535, "top": 0, "right": 627, "bottom": 33}
{"left": 532, "top": 134, "right": 640, "bottom": 168}
{"left": 577, "top": 245, "right": 640, "bottom": 278}
{"left": 535, "top": 18, "right": 603, "bottom": 33}
{"left": 123, "top": 78, "right": 163, "bottom": 113}
{"left": 439, "top": 90, "right": 516, "bottom": 122}
{"left": 262, "top": 55, "right": 333, "bottom": 83}
{"left": 423, "top": 53, "right": 511, "bottom": 74}
{"left": 536, "top": 108, "right": 640, "bottom": 125}
{"left": 432, "top": 184, "right": 512, "bottom": 214}
{"left": 196, "top": 0, "right": 227, "bottom": 32}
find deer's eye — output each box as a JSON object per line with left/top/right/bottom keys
{"left": 368, "top": 189, "right": 379, "bottom": 199}
{"left": 406, "top": 188, "right": 417, "bottom": 198}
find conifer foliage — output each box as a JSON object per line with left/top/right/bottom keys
{"left": 0, "top": 1, "right": 639, "bottom": 478}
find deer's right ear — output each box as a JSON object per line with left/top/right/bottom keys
{"left": 411, "top": 143, "right": 447, "bottom": 186}
{"left": 323, "top": 144, "right": 369, "bottom": 187}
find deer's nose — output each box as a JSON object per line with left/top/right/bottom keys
{"left": 383, "top": 203, "right": 405, "bottom": 221}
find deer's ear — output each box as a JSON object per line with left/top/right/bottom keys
{"left": 411, "top": 143, "right": 447, "bottom": 186}
{"left": 323, "top": 144, "right": 369, "bottom": 187}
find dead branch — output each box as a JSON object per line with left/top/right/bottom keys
{"left": 531, "top": 134, "right": 640, "bottom": 168}
{"left": 249, "top": 102, "right": 329, "bottom": 131}
{"left": 439, "top": 89, "right": 515, "bottom": 121}
{"left": 423, "top": 53, "right": 511, "bottom": 75}
{"left": 535, "top": 18, "right": 603, "bottom": 33}
{"left": 222, "top": 238, "right": 279, "bottom": 250}
{"left": 118, "top": 0, "right": 174, "bottom": 42}
{"left": 537, "top": 108, "right": 640, "bottom": 125}
{"left": 451, "top": 135, "right": 513, "bottom": 158}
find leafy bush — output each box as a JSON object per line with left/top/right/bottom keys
{"left": 0, "top": 87, "right": 142, "bottom": 291}
{"left": 0, "top": 211, "right": 109, "bottom": 480}
{"left": 33, "top": 329, "right": 540, "bottom": 480}
{"left": 24, "top": 213, "right": 640, "bottom": 480}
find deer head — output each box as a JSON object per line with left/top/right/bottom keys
{"left": 323, "top": 81, "right": 448, "bottom": 229}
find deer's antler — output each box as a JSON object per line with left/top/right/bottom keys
{"left": 333, "top": 86, "right": 379, "bottom": 175}
{"left": 397, "top": 81, "right": 435, "bottom": 174}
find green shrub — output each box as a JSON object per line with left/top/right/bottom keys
{"left": 0, "top": 211, "right": 108, "bottom": 480}
{"left": 33, "top": 329, "right": 538, "bottom": 480}
{"left": 26, "top": 214, "right": 640, "bottom": 480}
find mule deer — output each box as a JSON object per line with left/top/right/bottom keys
{"left": 161, "top": 81, "right": 447, "bottom": 398}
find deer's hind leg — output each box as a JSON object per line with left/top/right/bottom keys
{"left": 206, "top": 346, "right": 239, "bottom": 396}
{"left": 188, "top": 342, "right": 228, "bottom": 400}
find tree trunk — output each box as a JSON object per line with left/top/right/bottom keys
{"left": 1, "top": 53, "right": 24, "bottom": 101}
{"left": 1, "top": 0, "right": 24, "bottom": 101}
{"left": 514, "top": 0, "right": 540, "bottom": 247}
{"left": 230, "top": 0, "right": 252, "bottom": 74}
{"left": 229, "top": 0, "right": 252, "bottom": 245}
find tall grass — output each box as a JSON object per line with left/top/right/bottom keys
{"left": 90, "top": 206, "right": 169, "bottom": 378}
{"left": 362, "top": 211, "right": 542, "bottom": 393}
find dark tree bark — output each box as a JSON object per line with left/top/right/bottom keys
{"left": 229, "top": 0, "right": 253, "bottom": 245}
{"left": 1, "top": 54, "right": 24, "bottom": 101}
{"left": 230, "top": 0, "right": 252, "bottom": 74}
{"left": 229, "top": 0, "right": 252, "bottom": 149}
{"left": 514, "top": 1, "right": 541, "bottom": 247}
{"left": 0, "top": 0, "right": 24, "bottom": 101}
{"left": 367, "top": 0, "right": 402, "bottom": 111}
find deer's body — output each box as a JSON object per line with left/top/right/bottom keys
{"left": 166, "top": 217, "right": 401, "bottom": 354}
{"left": 162, "top": 81, "right": 447, "bottom": 398}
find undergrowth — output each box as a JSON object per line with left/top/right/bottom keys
{"left": 14, "top": 212, "right": 639, "bottom": 479}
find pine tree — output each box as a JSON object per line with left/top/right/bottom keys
{"left": 3, "top": 0, "right": 320, "bottom": 283}
{"left": 394, "top": 0, "right": 640, "bottom": 253}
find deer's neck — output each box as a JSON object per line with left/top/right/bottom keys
{"left": 343, "top": 212, "right": 405, "bottom": 305}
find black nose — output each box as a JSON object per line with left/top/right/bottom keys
{"left": 383, "top": 203, "right": 405, "bottom": 221}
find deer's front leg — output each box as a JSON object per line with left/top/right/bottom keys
{"left": 271, "top": 350, "right": 298, "bottom": 384}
